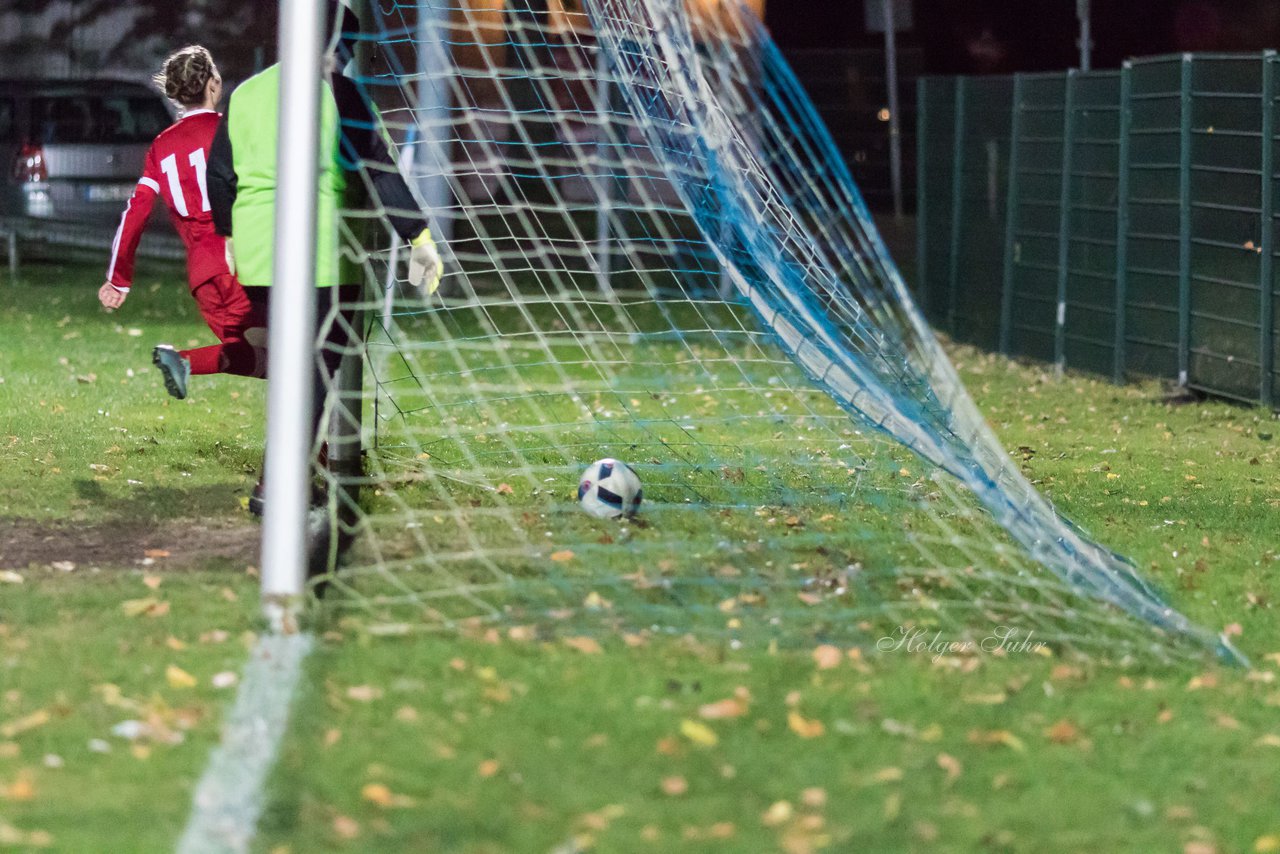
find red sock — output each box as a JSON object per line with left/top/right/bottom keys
{"left": 180, "top": 341, "right": 264, "bottom": 378}
{"left": 182, "top": 344, "right": 222, "bottom": 376}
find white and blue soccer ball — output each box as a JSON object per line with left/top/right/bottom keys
{"left": 577, "top": 458, "right": 642, "bottom": 519}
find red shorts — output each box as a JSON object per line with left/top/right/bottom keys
{"left": 191, "top": 273, "right": 265, "bottom": 343}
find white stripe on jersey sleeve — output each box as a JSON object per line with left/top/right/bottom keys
{"left": 138, "top": 176, "right": 160, "bottom": 193}
{"left": 105, "top": 197, "right": 133, "bottom": 288}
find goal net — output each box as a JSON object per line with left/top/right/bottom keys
{"left": 311, "top": 0, "right": 1236, "bottom": 663}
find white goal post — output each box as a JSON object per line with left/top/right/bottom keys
{"left": 259, "top": 0, "right": 325, "bottom": 629}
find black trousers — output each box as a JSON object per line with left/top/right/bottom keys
{"left": 243, "top": 284, "right": 362, "bottom": 449}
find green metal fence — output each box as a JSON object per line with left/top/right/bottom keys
{"left": 918, "top": 52, "right": 1280, "bottom": 409}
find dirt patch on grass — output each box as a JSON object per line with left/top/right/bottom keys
{"left": 0, "top": 517, "right": 259, "bottom": 571}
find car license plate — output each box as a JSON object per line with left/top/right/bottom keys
{"left": 85, "top": 184, "right": 134, "bottom": 202}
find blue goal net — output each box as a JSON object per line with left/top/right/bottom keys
{"left": 316, "top": 0, "right": 1239, "bottom": 664}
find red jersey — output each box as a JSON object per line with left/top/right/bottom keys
{"left": 106, "top": 110, "right": 229, "bottom": 292}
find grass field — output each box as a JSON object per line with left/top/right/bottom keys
{"left": 2, "top": 259, "right": 1278, "bottom": 853}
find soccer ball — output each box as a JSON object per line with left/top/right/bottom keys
{"left": 577, "top": 458, "right": 642, "bottom": 519}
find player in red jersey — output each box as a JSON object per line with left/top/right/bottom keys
{"left": 99, "top": 45, "right": 264, "bottom": 399}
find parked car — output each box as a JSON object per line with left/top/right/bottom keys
{"left": 1, "top": 78, "right": 175, "bottom": 224}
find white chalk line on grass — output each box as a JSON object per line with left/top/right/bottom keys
{"left": 176, "top": 632, "right": 313, "bottom": 854}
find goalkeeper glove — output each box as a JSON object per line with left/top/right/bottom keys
{"left": 407, "top": 228, "right": 443, "bottom": 295}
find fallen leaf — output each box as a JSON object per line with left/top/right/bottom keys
{"left": 812, "top": 645, "right": 842, "bottom": 670}
{"left": 1187, "top": 672, "right": 1218, "bottom": 691}
{"left": 963, "top": 692, "right": 1008, "bottom": 705}
{"left": 787, "top": 711, "right": 825, "bottom": 739}
{"left": 708, "top": 822, "right": 735, "bottom": 839}
{"left": 550, "top": 550, "right": 575, "bottom": 562}
{"left": 680, "top": 719, "right": 719, "bottom": 748}
{"left": 165, "top": 666, "right": 197, "bottom": 689}
{"left": 346, "top": 685, "right": 383, "bottom": 702}
{"left": 1, "top": 710, "right": 51, "bottom": 739}
{"left": 1214, "top": 713, "right": 1241, "bottom": 730}
{"left": 870, "top": 767, "right": 903, "bottom": 784}
{"left": 660, "top": 775, "right": 688, "bottom": 796}
{"left": 4, "top": 773, "right": 35, "bottom": 801}
{"left": 121, "top": 597, "right": 168, "bottom": 618}
{"left": 936, "top": 752, "right": 962, "bottom": 783}
{"left": 478, "top": 759, "right": 501, "bottom": 778}
{"left": 578, "top": 804, "right": 625, "bottom": 831}
{"left": 968, "top": 729, "right": 1026, "bottom": 752}
{"left": 332, "top": 815, "right": 360, "bottom": 840}
{"left": 144, "top": 549, "right": 170, "bottom": 559}
{"left": 496, "top": 483, "right": 514, "bottom": 495}
{"left": 563, "top": 637, "right": 602, "bottom": 655}
{"left": 699, "top": 698, "right": 748, "bottom": 720}
{"left": 761, "top": 800, "right": 793, "bottom": 826}
{"left": 801, "top": 787, "right": 827, "bottom": 808}
{"left": 582, "top": 591, "right": 611, "bottom": 610}
{"left": 1045, "top": 719, "right": 1081, "bottom": 744}
{"left": 361, "top": 783, "right": 398, "bottom": 807}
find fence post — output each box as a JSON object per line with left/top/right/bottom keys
{"left": 1262, "top": 52, "right": 1276, "bottom": 409}
{"left": 1056, "top": 70, "right": 1078, "bottom": 376}
{"left": 916, "top": 77, "right": 929, "bottom": 314}
{"left": 1000, "top": 75, "right": 1024, "bottom": 356}
{"left": 947, "top": 77, "right": 968, "bottom": 334}
{"left": 1177, "top": 54, "right": 1193, "bottom": 388}
{"left": 1115, "top": 61, "right": 1133, "bottom": 384}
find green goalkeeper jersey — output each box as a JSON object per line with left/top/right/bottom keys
{"left": 207, "top": 64, "right": 428, "bottom": 288}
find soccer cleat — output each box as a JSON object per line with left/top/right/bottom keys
{"left": 152, "top": 345, "right": 191, "bottom": 400}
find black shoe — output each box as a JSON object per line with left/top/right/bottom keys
{"left": 307, "top": 506, "right": 334, "bottom": 598}
{"left": 247, "top": 478, "right": 327, "bottom": 518}
{"left": 152, "top": 345, "right": 191, "bottom": 400}
{"left": 248, "top": 478, "right": 265, "bottom": 517}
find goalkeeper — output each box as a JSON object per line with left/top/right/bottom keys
{"left": 207, "top": 0, "right": 442, "bottom": 515}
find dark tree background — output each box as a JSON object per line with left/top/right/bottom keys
{"left": 2, "top": 0, "right": 1279, "bottom": 81}
{"left": 0, "top": 0, "right": 279, "bottom": 84}
{"left": 766, "top": 0, "right": 1280, "bottom": 74}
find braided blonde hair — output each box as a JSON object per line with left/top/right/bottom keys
{"left": 154, "top": 45, "right": 217, "bottom": 108}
